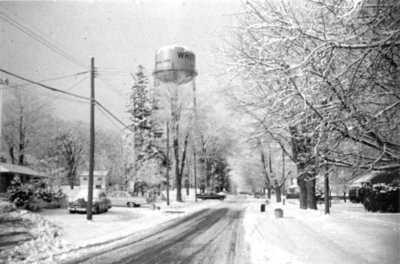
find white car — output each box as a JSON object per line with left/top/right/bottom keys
{"left": 107, "top": 191, "right": 147, "bottom": 207}
{"left": 68, "top": 189, "right": 112, "bottom": 214}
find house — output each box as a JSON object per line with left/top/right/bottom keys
{"left": 79, "top": 171, "right": 108, "bottom": 189}
{"left": 348, "top": 169, "right": 400, "bottom": 188}
{"left": 0, "top": 162, "right": 48, "bottom": 195}
{"left": 347, "top": 169, "right": 400, "bottom": 203}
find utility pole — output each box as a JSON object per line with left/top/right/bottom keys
{"left": 87, "top": 57, "right": 95, "bottom": 221}
{"left": 0, "top": 79, "right": 6, "bottom": 159}
{"left": 192, "top": 79, "right": 198, "bottom": 201}
{"left": 166, "top": 121, "right": 170, "bottom": 206}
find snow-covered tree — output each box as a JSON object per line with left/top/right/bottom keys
{"left": 126, "top": 65, "right": 164, "bottom": 192}
{"left": 2, "top": 86, "right": 53, "bottom": 165}
{"left": 220, "top": 0, "right": 400, "bottom": 209}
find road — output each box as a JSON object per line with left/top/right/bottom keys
{"left": 64, "top": 201, "right": 251, "bottom": 264}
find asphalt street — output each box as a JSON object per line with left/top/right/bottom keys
{"left": 64, "top": 201, "right": 251, "bottom": 264}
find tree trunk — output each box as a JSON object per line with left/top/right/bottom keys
{"left": 298, "top": 176, "right": 307, "bottom": 209}
{"left": 211, "top": 172, "right": 215, "bottom": 192}
{"left": 9, "top": 147, "right": 16, "bottom": 164}
{"left": 173, "top": 136, "right": 182, "bottom": 202}
{"left": 18, "top": 114, "right": 25, "bottom": 165}
{"left": 69, "top": 171, "right": 74, "bottom": 190}
{"left": 306, "top": 176, "right": 317, "bottom": 209}
{"left": 260, "top": 151, "right": 271, "bottom": 199}
{"left": 206, "top": 160, "right": 212, "bottom": 189}
{"left": 179, "top": 133, "right": 190, "bottom": 200}
{"left": 275, "top": 185, "right": 282, "bottom": 203}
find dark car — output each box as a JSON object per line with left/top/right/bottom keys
{"left": 196, "top": 192, "right": 226, "bottom": 200}
{"left": 68, "top": 189, "right": 112, "bottom": 214}
{"left": 107, "top": 191, "right": 147, "bottom": 207}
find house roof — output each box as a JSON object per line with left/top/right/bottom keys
{"left": 80, "top": 171, "right": 109, "bottom": 177}
{"left": 348, "top": 169, "right": 400, "bottom": 187}
{"left": 0, "top": 163, "right": 48, "bottom": 178}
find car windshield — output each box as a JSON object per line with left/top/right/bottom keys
{"left": 75, "top": 189, "right": 101, "bottom": 199}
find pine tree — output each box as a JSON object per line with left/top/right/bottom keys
{"left": 126, "top": 65, "right": 164, "bottom": 192}
{"left": 127, "top": 65, "right": 152, "bottom": 150}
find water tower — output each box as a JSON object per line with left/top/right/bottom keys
{"left": 153, "top": 45, "right": 197, "bottom": 85}
{"left": 152, "top": 45, "right": 199, "bottom": 202}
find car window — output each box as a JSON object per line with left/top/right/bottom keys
{"left": 75, "top": 190, "right": 88, "bottom": 199}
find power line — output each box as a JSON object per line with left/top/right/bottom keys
{"left": 0, "top": 67, "right": 91, "bottom": 101}
{"left": 96, "top": 67, "right": 133, "bottom": 74}
{"left": 1, "top": 67, "right": 132, "bottom": 134}
{"left": 15, "top": 71, "right": 89, "bottom": 87}
{"left": 3, "top": 76, "right": 90, "bottom": 125}
{"left": 95, "top": 100, "right": 133, "bottom": 133}
{"left": 0, "top": 10, "right": 88, "bottom": 69}
{"left": 97, "top": 76, "right": 127, "bottom": 100}
{"left": 6, "top": 76, "right": 87, "bottom": 99}
{"left": 96, "top": 104, "right": 127, "bottom": 132}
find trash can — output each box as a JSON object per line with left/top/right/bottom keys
{"left": 274, "top": 208, "right": 284, "bottom": 218}
{"left": 260, "top": 204, "right": 265, "bottom": 212}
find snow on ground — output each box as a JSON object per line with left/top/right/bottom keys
{"left": 244, "top": 196, "right": 400, "bottom": 264}
{"left": 0, "top": 188, "right": 222, "bottom": 263}
{"left": 2, "top": 191, "right": 399, "bottom": 264}
{"left": 39, "top": 197, "right": 219, "bottom": 248}
{"left": 44, "top": 187, "right": 213, "bottom": 247}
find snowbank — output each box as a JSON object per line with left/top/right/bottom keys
{"left": 0, "top": 207, "right": 69, "bottom": 264}
{"left": 0, "top": 189, "right": 222, "bottom": 264}
{"left": 244, "top": 198, "right": 400, "bottom": 264}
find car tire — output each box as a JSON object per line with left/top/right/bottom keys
{"left": 69, "top": 210, "right": 75, "bottom": 214}
{"left": 95, "top": 206, "right": 100, "bottom": 214}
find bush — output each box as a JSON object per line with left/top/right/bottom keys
{"left": 363, "top": 183, "right": 400, "bottom": 213}
{"left": 7, "top": 179, "right": 67, "bottom": 211}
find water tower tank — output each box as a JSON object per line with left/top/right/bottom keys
{"left": 153, "top": 45, "right": 197, "bottom": 85}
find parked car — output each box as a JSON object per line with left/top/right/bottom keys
{"left": 107, "top": 191, "right": 147, "bottom": 207}
{"left": 286, "top": 185, "right": 300, "bottom": 199}
{"left": 68, "top": 189, "right": 111, "bottom": 214}
{"left": 196, "top": 192, "right": 226, "bottom": 200}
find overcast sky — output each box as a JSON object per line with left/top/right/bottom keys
{"left": 0, "top": 0, "right": 242, "bottom": 131}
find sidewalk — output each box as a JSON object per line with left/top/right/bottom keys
{"left": 243, "top": 198, "right": 400, "bottom": 264}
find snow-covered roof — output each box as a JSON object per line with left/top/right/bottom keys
{"left": 348, "top": 169, "right": 400, "bottom": 187}
{"left": 0, "top": 163, "right": 48, "bottom": 178}
{"left": 79, "top": 171, "right": 109, "bottom": 176}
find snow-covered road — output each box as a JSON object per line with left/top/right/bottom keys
{"left": 1, "top": 195, "right": 399, "bottom": 263}
{"left": 60, "top": 201, "right": 250, "bottom": 264}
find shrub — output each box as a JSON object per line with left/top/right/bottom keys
{"left": 363, "top": 183, "right": 400, "bottom": 213}
{"left": 7, "top": 180, "right": 67, "bottom": 211}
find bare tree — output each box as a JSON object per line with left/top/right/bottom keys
{"left": 154, "top": 82, "right": 194, "bottom": 202}
{"left": 220, "top": 0, "right": 400, "bottom": 209}
{"left": 54, "top": 122, "right": 88, "bottom": 189}
{"left": 2, "top": 86, "right": 53, "bottom": 165}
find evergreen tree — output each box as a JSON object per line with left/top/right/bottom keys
{"left": 126, "top": 65, "right": 164, "bottom": 192}
{"left": 127, "top": 65, "right": 152, "bottom": 151}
